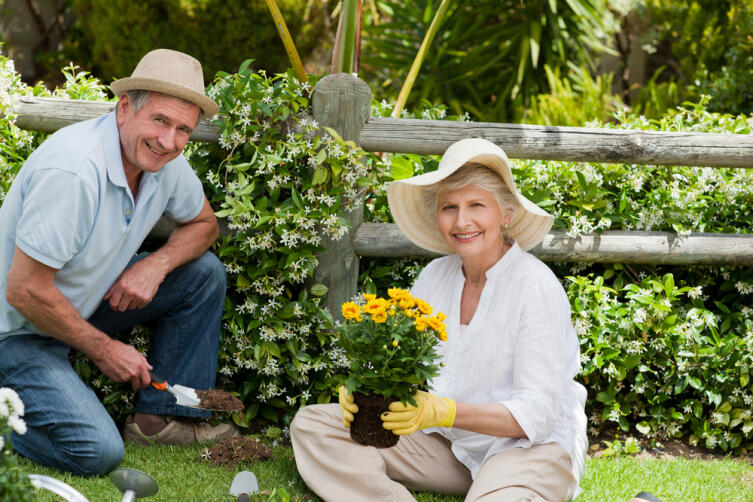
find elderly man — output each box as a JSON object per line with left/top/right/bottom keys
{"left": 0, "top": 49, "right": 237, "bottom": 475}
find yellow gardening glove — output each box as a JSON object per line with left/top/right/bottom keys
{"left": 381, "top": 390, "right": 456, "bottom": 435}
{"left": 338, "top": 385, "right": 359, "bottom": 428}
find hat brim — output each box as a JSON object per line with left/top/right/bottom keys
{"left": 387, "top": 138, "right": 553, "bottom": 253}
{"left": 111, "top": 77, "right": 218, "bottom": 117}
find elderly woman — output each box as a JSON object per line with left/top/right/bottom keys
{"left": 291, "top": 138, "right": 587, "bottom": 501}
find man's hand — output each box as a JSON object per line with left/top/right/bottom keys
{"left": 104, "top": 255, "right": 168, "bottom": 311}
{"left": 91, "top": 338, "right": 153, "bottom": 389}
{"left": 338, "top": 385, "right": 358, "bottom": 428}
{"left": 381, "top": 390, "right": 456, "bottom": 435}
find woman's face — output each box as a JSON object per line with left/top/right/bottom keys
{"left": 435, "top": 184, "right": 512, "bottom": 262}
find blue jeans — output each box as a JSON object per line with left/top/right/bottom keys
{"left": 0, "top": 251, "right": 226, "bottom": 475}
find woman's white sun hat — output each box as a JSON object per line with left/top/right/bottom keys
{"left": 386, "top": 137, "right": 554, "bottom": 254}
{"left": 110, "top": 48, "right": 218, "bottom": 117}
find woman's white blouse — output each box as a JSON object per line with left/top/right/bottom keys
{"left": 410, "top": 243, "right": 587, "bottom": 487}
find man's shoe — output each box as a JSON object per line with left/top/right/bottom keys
{"left": 122, "top": 416, "right": 240, "bottom": 445}
{"left": 628, "top": 492, "right": 662, "bottom": 502}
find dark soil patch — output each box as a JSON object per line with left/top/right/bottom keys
{"left": 199, "top": 436, "right": 272, "bottom": 467}
{"left": 350, "top": 393, "right": 400, "bottom": 448}
{"left": 588, "top": 428, "right": 753, "bottom": 464}
{"left": 196, "top": 389, "right": 244, "bottom": 412}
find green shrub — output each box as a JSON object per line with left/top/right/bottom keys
{"left": 641, "top": 0, "right": 753, "bottom": 114}
{"left": 64, "top": 0, "right": 326, "bottom": 82}
{"left": 0, "top": 388, "right": 35, "bottom": 502}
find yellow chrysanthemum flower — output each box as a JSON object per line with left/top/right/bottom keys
{"left": 427, "top": 317, "right": 446, "bottom": 333}
{"left": 363, "top": 298, "right": 389, "bottom": 315}
{"left": 342, "top": 302, "right": 362, "bottom": 321}
{"left": 436, "top": 312, "right": 447, "bottom": 322}
{"left": 398, "top": 297, "right": 415, "bottom": 310}
{"left": 372, "top": 311, "right": 388, "bottom": 323}
{"left": 415, "top": 298, "right": 432, "bottom": 316}
{"left": 438, "top": 330, "right": 448, "bottom": 342}
{"left": 402, "top": 308, "right": 417, "bottom": 318}
{"left": 363, "top": 293, "right": 377, "bottom": 302}
{"left": 414, "top": 317, "right": 428, "bottom": 331}
{"left": 388, "top": 287, "right": 410, "bottom": 300}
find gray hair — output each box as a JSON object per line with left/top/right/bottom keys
{"left": 124, "top": 90, "right": 153, "bottom": 113}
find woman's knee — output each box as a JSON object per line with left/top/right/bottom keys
{"left": 290, "top": 404, "right": 340, "bottom": 444}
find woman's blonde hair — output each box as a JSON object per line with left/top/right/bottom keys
{"left": 423, "top": 162, "right": 519, "bottom": 217}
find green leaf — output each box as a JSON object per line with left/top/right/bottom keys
{"left": 310, "top": 284, "right": 328, "bottom": 296}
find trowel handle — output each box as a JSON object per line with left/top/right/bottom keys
{"left": 237, "top": 495, "right": 250, "bottom": 502}
{"left": 121, "top": 489, "right": 136, "bottom": 502}
{"left": 149, "top": 371, "right": 168, "bottom": 391}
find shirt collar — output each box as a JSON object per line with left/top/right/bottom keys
{"left": 485, "top": 241, "right": 522, "bottom": 281}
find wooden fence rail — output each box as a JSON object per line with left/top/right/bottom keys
{"left": 13, "top": 95, "right": 753, "bottom": 168}
{"left": 10, "top": 78, "right": 753, "bottom": 317}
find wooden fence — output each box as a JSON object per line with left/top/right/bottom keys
{"left": 11, "top": 73, "right": 753, "bottom": 316}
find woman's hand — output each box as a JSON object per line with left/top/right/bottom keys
{"left": 381, "top": 390, "right": 456, "bottom": 435}
{"left": 338, "top": 385, "right": 358, "bottom": 428}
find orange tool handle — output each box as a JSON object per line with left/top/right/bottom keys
{"left": 149, "top": 371, "right": 168, "bottom": 391}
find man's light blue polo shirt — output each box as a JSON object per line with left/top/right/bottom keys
{"left": 0, "top": 111, "right": 205, "bottom": 339}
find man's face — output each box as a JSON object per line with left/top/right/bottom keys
{"left": 116, "top": 92, "right": 201, "bottom": 177}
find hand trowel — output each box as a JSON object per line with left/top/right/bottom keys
{"left": 229, "top": 471, "right": 258, "bottom": 502}
{"left": 149, "top": 371, "right": 202, "bottom": 408}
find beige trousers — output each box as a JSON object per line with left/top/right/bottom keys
{"left": 290, "top": 404, "right": 577, "bottom": 502}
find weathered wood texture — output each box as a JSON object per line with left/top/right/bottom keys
{"left": 13, "top": 97, "right": 753, "bottom": 168}
{"left": 359, "top": 117, "right": 753, "bottom": 168}
{"left": 11, "top": 96, "right": 221, "bottom": 142}
{"left": 310, "top": 74, "right": 371, "bottom": 318}
{"left": 354, "top": 223, "right": 753, "bottom": 265}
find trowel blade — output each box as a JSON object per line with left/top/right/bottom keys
{"left": 229, "top": 470, "right": 258, "bottom": 497}
{"left": 169, "top": 384, "right": 201, "bottom": 407}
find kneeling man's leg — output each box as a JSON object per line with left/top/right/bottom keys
{"left": 0, "top": 334, "right": 123, "bottom": 475}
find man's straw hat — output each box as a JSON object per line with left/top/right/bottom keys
{"left": 110, "top": 48, "right": 218, "bottom": 117}
{"left": 386, "top": 137, "right": 553, "bottom": 254}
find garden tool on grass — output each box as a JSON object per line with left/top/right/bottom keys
{"left": 28, "top": 474, "right": 90, "bottom": 502}
{"left": 149, "top": 371, "right": 201, "bottom": 408}
{"left": 229, "top": 470, "right": 258, "bottom": 502}
{"left": 109, "top": 468, "right": 158, "bottom": 501}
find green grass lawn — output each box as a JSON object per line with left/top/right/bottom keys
{"left": 17, "top": 441, "right": 753, "bottom": 502}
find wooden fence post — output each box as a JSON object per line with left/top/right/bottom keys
{"left": 311, "top": 73, "right": 372, "bottom": 320}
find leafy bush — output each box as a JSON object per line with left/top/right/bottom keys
{"left": 64, "top": 0, "right": 326, "bottom": 82}
{"left": 640, "top": 0, "right": 753, "bottom": 114}
{"left": 186, "top": 61, "right": 387, "bottom": 426}
{"left": 361, "top": 0, "right": 615, "bottom": 122}
{"left": 0, "top": 388, "right": 35, "bottom": 502}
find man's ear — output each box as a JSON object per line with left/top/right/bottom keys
{"left": 116, "top": 94, "right": 131, "bottom": 126}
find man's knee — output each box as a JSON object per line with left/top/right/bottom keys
{"left": 56, "top": 428, "right": 124, "bottom": 476}
{"left": 185, "top": 252, "right": 226, "bottom": 297}
{"left": 197, "top": 251, "right": 226, "bottom": 286}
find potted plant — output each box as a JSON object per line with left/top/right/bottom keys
{"left": 337, "top": 288, "right": 447, "bottom": 448}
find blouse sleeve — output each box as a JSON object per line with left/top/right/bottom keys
{"left": 499, "top": 272, "right": 574, "bottom": 443}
